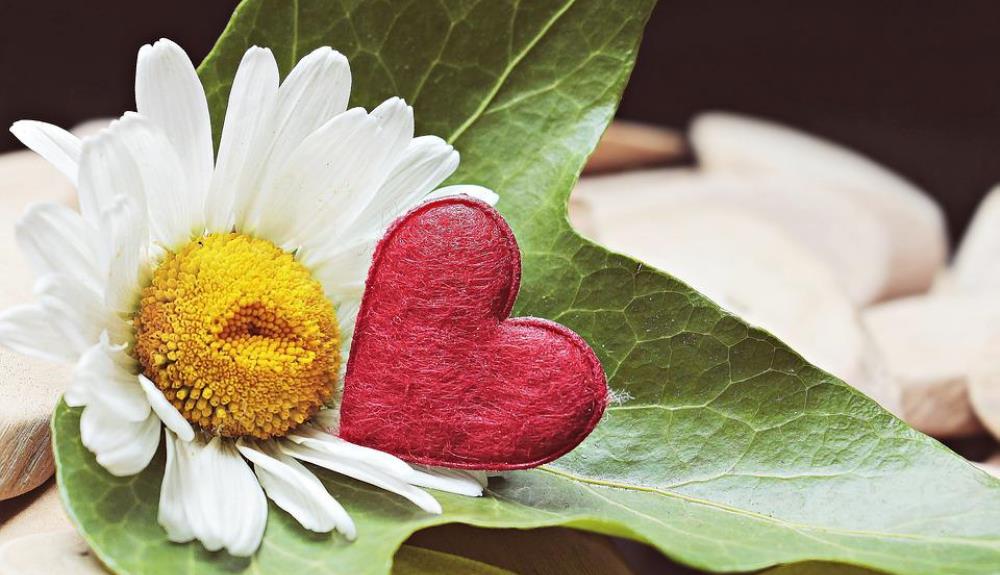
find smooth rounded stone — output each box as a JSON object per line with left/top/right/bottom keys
{"left": 0, "top": 531, "right": 104, "bottom": 575}
{"left": 0, "top": 483, "right": 71, "bottom": 542}
{"left": 577, "top": 200, "right": 901, "bottom": 413}
{"left": 573, "top": 169, "right": 891, "bottom": 305}
{"left": 583, "top": 120, "right": 685, "bottom": 174}
{"left": 690, "top": 111, "right": 948, "bottom": 299}
{"left": 951, "top": 184, "right": 1000, "bottom": 294}
{"left": 968, "top": 334, "right": 1000, "bottom": 442}
{"left": 976, "top": 453, "right": 1000, "bottom": 478}
{"left": 0, "top": 353, "right": 67, "bottom": 501}
{"left": 0, "top": 151, "right": 77, "bottom": 501}
{"left": 567, "top": 194, "right": 598, "bottom": 239}
{"left": 862, "top": 295, "right": 1000, "bottom": 437}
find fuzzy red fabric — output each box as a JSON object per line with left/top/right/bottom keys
{"left": 339, "top": 197, "right": 608, "bottom": 470}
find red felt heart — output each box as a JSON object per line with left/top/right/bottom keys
{"left": 339, "top": 197, "right": 608, "bottom": 470}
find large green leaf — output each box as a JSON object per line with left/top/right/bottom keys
{"left": 53, "top": 0, "right": 1000, "bottom": 574}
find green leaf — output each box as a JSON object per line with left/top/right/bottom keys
{"left": 54, "top": 0, "right": 1000, "bottom": 574}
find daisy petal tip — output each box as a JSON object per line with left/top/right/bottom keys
{"left": 225, "top": 541, "right": 261, "bottom": 558}
{"left": 426, "top": 184, "right": 499, "bottom": 206}
{"left": 164, "top": 532, "right": 195, "bottom": 545}
{"left": 301, "top": 45, "right": 335, "bottom": 63}
{"left": 97, "top": 453, "right": 148, "bottom": 478}
{"left": 425, "top": 499, "right": 443, "bottom": 515}
{"left": 326, "top": 48, "right": 349, "bottom": 63}
{"left": 244, "top": 45, "right": 276, "bottom": 61}
{"left": 139, "top": 375, "right": 195, "bottom": 442}
{"left": 8, "top": 119, "right": 30, "bottom": 136}
{"left": 175, "top": 425, "right": 195, "bottom": 443}
{"left": 63, "top": 389, "right": 87, "bottom": 408}
{"left": 152, "top": 38, "right": 185, "bottom": 54}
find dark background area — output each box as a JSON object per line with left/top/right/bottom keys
{"left": 1, "top": 1, "right": 998, "bottom": 242}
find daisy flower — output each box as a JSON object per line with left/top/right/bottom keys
{"left": 0, "top": 39, "right": 497, "bottom": 556}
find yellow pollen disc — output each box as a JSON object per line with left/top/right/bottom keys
{"left": 134, "top": 233, "right": 341, "bottom": 439}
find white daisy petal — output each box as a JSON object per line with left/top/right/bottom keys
{"left": 15, "top": 203, "right": 101, "bottom": 290}
{"left": 10, "top": 273, "right": 115, "bottom": 361}
{"left": 243, "top": 107, "right": 370, "bottom": 244}
{"left": 342, "top": 135, "right": 459, "bottom": 238}
{"left": 310, "top": 408, "right": 341, "bottom": 434}
{"left": 282, "top": 441, "right": 442, "bottom": 514}
{"left": 263, "top": 47, "right": 351, "bottom": 180}
{"left": 406, "top": 465, "right": 485, "bottom": 497}
{"left": 9, "top": 120, "right": 81, "bottom": 184}
{"left": 139, "top": 375, "right": 195, "bottom": 442}
{"left": 295, "top": 98, "right": 415, "bottom": 244}
{"left": 67, "top": 334, "right": 150, "bottom": 421}
{"left": 285, "top": 427, "right": 412, "bottom": 477}
{"left": 425, "top": 184, "right": 499, "bottom": 206}
{"left": 34, "top": 274, "right": 112, "bottom": 347}
{"left": 305, "top": 236, "right": 376, "bottom": 296}
{"left": 159, "top": 429, "right": 195, "bottom": 544}
{"left": 80, "top": 402, "right": 160, "bottom": 476}
{"left": 189, "top": 437, "right": 268, "bottom": 557}
{"left": 368, "top": 97, "right": 415, "bottom": 174}
{"left": 206, "top": 47, "right": 280, "bottom": 233}
{"left": 336, "top": 298, "right": 362, "bottom": 350}
{"left": 135, "top": 39, "right": 213, "bottom": 208}
{"left": 0, "top": 304, "right": 77, "bottom": 363}
{"left": 99, "top": 195, "right": 150, "bottom": 315}
{"left": 238, "top": 439, "right": 356, "bottom": 539}
{"left": 76, "top": 122, "right": 143, "bottom": 228}
{"left": 100, "top": 113, "right": 197, "bottom": 249}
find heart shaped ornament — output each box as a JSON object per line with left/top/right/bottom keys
{"left": 339, "top": 197, "right": 608, "bottom": 470}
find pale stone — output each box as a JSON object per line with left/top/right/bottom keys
{"left": 968, "top": 334, "right": 1000, "bottom": 442}
{"left": 0, "top": 353, "right": 67, "bottom": 502}
{"left": 863, "top": 295, "right": 1000, "bottom": 437}
{"left": 567, "top": 194, "right": 597, "bottom": 239}
{"left": 573, "top": 169, "right": 891, "bottom": 305}
{"left": 950, "top": 184, "right": 1000, "bottom": 295}
{"left": 574, "top": 198, "right": 901, "bottom": 414}
{"left": 583, "top": 120, "right": 685, "bottom": 174}
{"left": 690, "top": 111, "right": 947, "bottom": 299}
{"left": 0, "top": 531, "right": 104, "bottom": 575}
{"left": 0, "top": 483, "right": 71, "bottom": 542}
{"left": 0, "top": 151, "right": 76, "bottom": 501}
{"left": 974, "top": 454, "right": 1000, "bottom": 479}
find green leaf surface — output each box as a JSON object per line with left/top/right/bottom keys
{"left": 54, "top": 0, "right": 1000, "bottom": 574}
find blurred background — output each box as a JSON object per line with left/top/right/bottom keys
{"left": 3, "top": 1, "right": 1000, "bottom": 237}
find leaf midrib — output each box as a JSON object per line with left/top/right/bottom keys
{"left": 538, "top": 467, "right": 1000, "bottom": 549}
{"left": 445, "top": 0, "right": 579, "bottom": 144}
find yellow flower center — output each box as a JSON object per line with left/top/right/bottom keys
{"left": 134, "top": 233, "right": 341, "bottom": 440}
